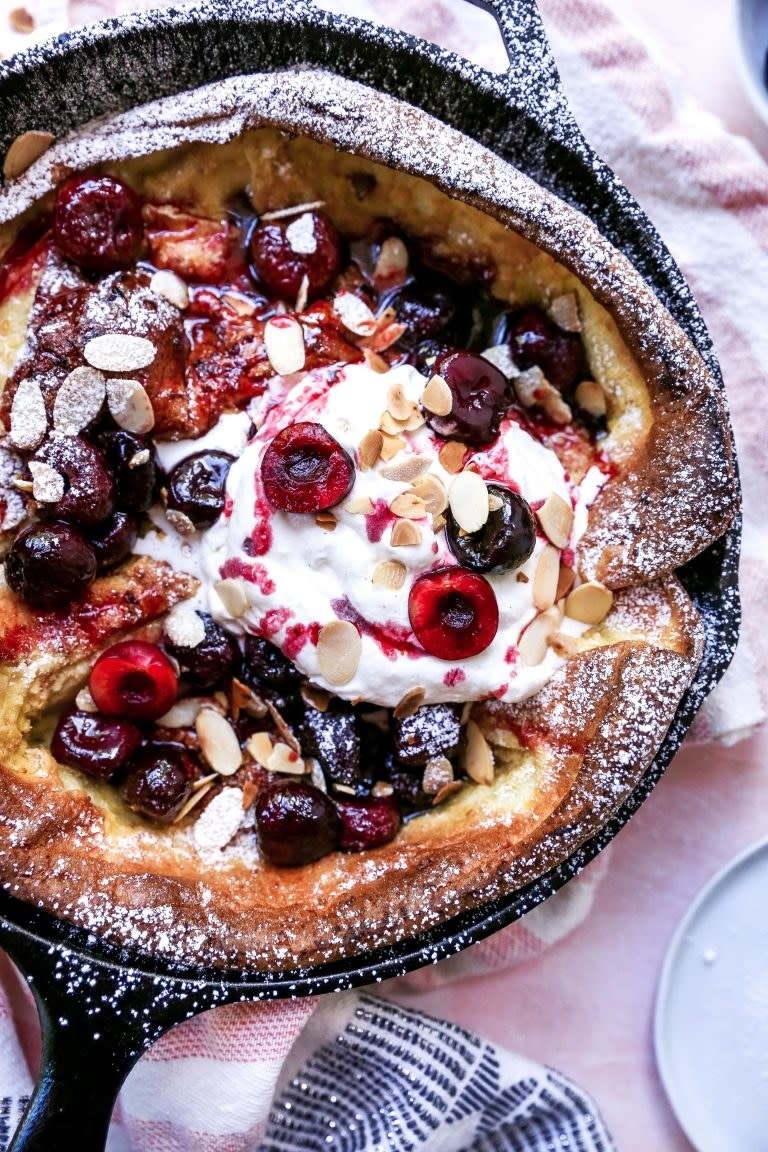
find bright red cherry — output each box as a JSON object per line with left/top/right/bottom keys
{"left": 335, "top": 794, "right": 402, "bottom": 852}
{"left": 53, "top": 174, "right": 143, "bottom": 273}
{"left": 88, "top": 640, "right": 178, "bottom": 720}
{"left": 408, "top": 567, "right": 499, "bottom": 660}
{"left": 249, "top": 210, "right": 341, "bottom": 301}
{"left": 261, "top": 422, "right": 355, "bottom": 513}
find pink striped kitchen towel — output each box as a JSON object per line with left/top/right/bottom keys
{"left": 1, "top": 0, "right": 765, "bottom": 1148}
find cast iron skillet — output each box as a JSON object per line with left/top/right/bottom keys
{"left": 0, "top": 1, "right": 742, "bottom": 1148}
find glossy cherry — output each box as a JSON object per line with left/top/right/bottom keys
{"left": 5, "top": 520, "right": 97, "bottom": 610}
{"left": 408, "top": 567, "right": 499, "bottom": 660}
{"left": 255, "top": 778, "right": 339, "bottom": 866}
{"left": 261, "top": 422, "right": 355, "bottom": 513}
{"left": 249, "top": 210, "right": 341, "bottom": 302}
{"left": 445, "top": 482, "right": 536, "bottom": 573}
{"left": 88, "top": 640, "right": 178, "bottom": 720}
{"left": 119, "top": 743, "right": 198, "bottom": 823}
{"left": 163, "top": 611, "right": 239, "bottom": 688}
{"left": 426, "top": 350, "right": 509, "bottom": 445}
{"left": 506, "top": 306, "right": 587, "bottom": 395}
{"left": 335, "top": 794, "right": 402, "bottom": 852}
{"left": 87, "top": 511, "right": 137, "bottom": 573}
{"left": 34, "top": 436, "right": 114, "bottom": 526}
{"left": 99, "top": 430, "right": 157, "bottom": 513}
{"left": 51, "top": 708, "right": 141, "bottom": 780}
{"left": 53, "top": 174, "right": 144, "bottom": 273}
{"left": 166, "top": 450, "right": 235, "bottom": 529}
{"left": 393, "top": 703, "right": 462, "bottom": 766}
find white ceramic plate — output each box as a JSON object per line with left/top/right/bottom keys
{"left": 654, "top": 836, "right": 768, "bottom": 1151}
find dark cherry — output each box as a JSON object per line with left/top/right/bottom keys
{"left": 250, "top": 210, "right": 341, "bottom": 302}
{"left": 303, "top": 703, "right": 361, "bottom": 791}
{"left": 241, "top": 634, "right": 302, "bottom": 691}
{"left": 88, "top": 640, "right": 178, "bottom": 721}
{"left": 255, "top": 778, "right": 339, "bottom": 866}
{"left": 385, "top": 281, "right": 458, "bottom": 345}
{"left": 99, "top": 430, "right": 157, "bottom": 513}
{"left": 261, "top": 422, "right": 355, "bottom": 514}
{"left": 53, "top": 175, "right": 143, "bottom": 273}
{"left": 163, "top": 611, "right": 239, "bottom": 688}
{"left": 34, "top": 436, "right": 114, "bottom": 526}
{"left": 506, "top": 306, "right": 588, "bottom": 395}
{"left": 393, "top": 703, "right": 462, "bottom": 767}
{"left": 5, "top": 520, "right": 97, "bottom": 610}
{"left": 406, "top": 338, "right": 451, "bottom": 377}
{"left": 51, "top": 708, "right": 141, "bottom": 781}
{"left": 445, "top": 482, "right": 536, "bottom": 573}
{"left": 408, "top": 568, "right": 499, "bottom": 660}
{"left": 335, "top": 794, "right": 402, "bottom": 852}
{"left": 119, "top": 743, "right": 198, "bottom": 824}
{"left": 426, "top": 350, "right": 510, "bottom": 446}
{"left": 87, "top": 511, "right": 137, "bottom": 572}
{"left": 388, "top": 766, "right": 432, "bottom": 814}
{"left": 166, "top": 450, "right": 235, "bottom": 529}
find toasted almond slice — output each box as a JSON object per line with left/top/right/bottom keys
{"left": 533, "top": 544, "right": 560, "bottom": 611}
{"left": 28, "top": 460, "right": 64, "bottom": 504}
{"left": 438, "top": 440, "right": 466, "bottom": 474}
{"left": 433, "top": 780, "right": 466, "bottom": 806}
{"left": 4, "top": 129, "right": 54, "bottom": 180}
{"left": 214, "top": 577, "right": 249, "bottom": 618}
{"left": 247, "top": 731, "right": 274, "bottom": 768}
{"left": 166, "top": 508, "right": 197, "bottom": 536}
{"left": 481, "top": 343, "right": 517, "bottom": 377}
{"left": 362, "top": 348, "right": 389, "bottom": 373}
{"left": 358, "top": 429, "right": 383, "bottom": 470}
{"left": 487, "top": 493, "right": 503, "bottom": 513}
{"left": 556, "top": 563, "right": 576, "bottom": 601}
{"left": 315, "top": 511, "right": 337, "bottom": 531}
{"left": 549, "top": 292, "right": 582, "bottom": 332}
{"left": 84, "top": 334, "right": 156, "bottom": 373}
{"left": 374, "top": 236, "right": 409, "bottom": 282}
{"left": 393, "top": 686, "right": 426, "bottom": 718}
{"left": 173, "top": 781, "right": 216, "bottom": 824}
{"left": 267, "top": 742, "right": 306, "bottom": 775}
{"left": 390, "top": 492, "right": 427, "bottom": 520}
{"left": 301, "top": 682, "right": 333, "bottom": 712}
{"left": 380, "top": 433, "right": 406, "bottom": 461}
{"left": 537, "top": 491, "right": 573, "bottom": 549}
{"left": 9, "top": 7, "right": 35, "bottom": 33}
{"left": 379, "top": 409, "right": 406, "bottom": 436}
{"left": 432, "top": 513, "right": 447, "bottom": 534}
{"left": 333, "top": 291, "right": 377, "bottom": 336}
{"left": 264, "top": 316, "right": 306, "bottom": 375}
{"left": 316, "top": 620, "right": 362, "bottom": 685}
{"left": 386, "top": 381, "right": 413, "bottom": 422}
{"left": 261, "top": 200, "right": 325, "bottom": 222}
{"left": 462, "top": 720, "right": 495, "bottom": 785}
{"left": 150, "top": 269, "right": 189, "bottom": 310}
{"left": 191, "top": 786, "right": 245, "bottom": 850}
{"left": 241, "top": 779, "right": 260, "bottom": 809}
{"left": 230, "top": 677, "right": 267, "bottom": 720}
{"left": 421, "top": 373, "right": 453, "bottom": 416}
{"left": 9, "top": 379, "right": 47, "bottom": 451}
{"left": 391, "top": 519, "right": 422, "bottom": 547}
{"left": 295, "top": 273, "right": 310, "bottom": 314}
{"left": 518, "top": 610, "right": 559, "bottom": 666}
{"left": 265, "top": 699, "right": 302, "bottom": 755}
{"left": 403, "top": 410, "right": 426, "bottom": 431}
{"left": 549, "top": 631, "right": 579, "bottom": 658}
{"left": 516, "top": 570, "right": 530, "bottom": 584}
{"left": 75, "top": 686, "right": 98, "bottom": 713}
{"left": 379, "top": 454, "right": 430, "bottom": 483}
{"left": 412, "top": 473, "right": 448, "bottom": 516}
{"left": 106, "top": 378, "right": 155, "bottom": 434}
{"left": 344, "top": 494, "right": 374, "bottom": 516}
{"left": 196, "top": 708, "right": 243, "bottom": 776}
{"left": 449, "top": 470, "right": 489, "bottom": 534}
{"left": 156, "top": 696, "right": 224, "bottom": 728}
{"left": 372, "top": 559, "right": 407, "bottom": 590}
{"left": 575, "top": 379, "right": 608, "bottom": 418}
{"left": 52, "top": 366, "right": 106, "bottom": 435}
{"left": 164, "top": 604, "right": 206, "bottom": 649}
{"left": 422, "top": 756, "right": 454, "bottom": 795}
{"left": 12, "top": 477, "right": 33, "bottom": 493}
{"left": 128, "top": 448, "right": 151, "bottom": 469}
{"left": 565, "top": 581, "right": 614, "bottom": 625}
{"left": 372, "top": 780, "right": 394, "bottom": 798}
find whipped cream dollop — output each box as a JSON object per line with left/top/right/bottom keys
{"left": 198, "top": 361, "right": 604, "bottom": 708}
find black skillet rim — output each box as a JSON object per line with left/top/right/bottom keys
{"left": 0, "top": 0, "right": 742, "bottom": 997}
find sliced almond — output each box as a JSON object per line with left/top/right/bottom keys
{"left": 214, "top": 577, "right": 249, "bottom": 618}
{"left": 164, "top": 604, "right": 206, "bottom": 649}
{"left": 386, "top": 381, "right": 413, "bottom": 422}
{"left": 390, "top": 492, "right": 427, "bottom": 520}
{"left": 247, "top": 731, "right": 274, "bottom": 768}
{"left": 549, "top": 631, "right": 578, "bottom": 658}
{"left": 391, "top": 519, "right": 422, "bottom": 547}
{"left": 438, "top": 440, "right": 466, "bottom": 474}
{"left": 379, "top": 454, "right": 430, "bottom": 483}
{"left": 128, "top": 448, "right": 151, "bottom": 469}
{"left": 316, "top": 620, "right": 362, "bottom": 686}
{"left": 9, "top": 379, "right": 47, "bottom": 451}
{"left": 267, "top": 742, "right": 306, "bottom": 775}
{"left": 433, "top": 780, "right": 465, "bottom": 806}
{"left": 75, "top": 686, "right": 98, "bottom": 713}
{"left": 513, "top": 366, "right": 572, "bottom": 424}
{"left": 575, "top": 379, "right": 607, "bottom": 418}
{"left": 3, "top": 130, "right": 55, "bottom": 180}
{"left": 565, "top": 581, "right": 614, "bottom": 625}
{"left": 403, "top": 409, "right": 426, "bottom": 431}
{"left": 28, "top": 460, "right": 64, "bottom": 504}
{"left": 372, "top": 559, "right": 407, "bottom": 590}
{"left": 264, "top": 316, "right": 306, "bottom": 376}
{"left": 230, "top": 677, "right": 267, "bottom": 720}
{"left": 261, "top": 200, "right": 325, "bottom": 222}
{"left": 516, "top": 570, "right": 530, "bottom": 584}
{"left": 84, "top": 334, "right": 156, "bottom": 373}
{"left": 380, "top": 433, "right": 406, "bottom": 461}
{"left": 372, "top": 780, "right": 394, "bottom": 798}
{"left": 265, "top": 699, "right": 302, "bottom": 755}
{"left": 150, "top": 269, "right": 189, "bottom": 310}
{"left": 556, "top": 563, "right": 576, "bottom": 601}
{"left": 379, "top": 409, "right": 407, "bottom": 436}
{"left": 462, "top": 721, "right": 495, "bottom": 785}
{"left": 480, "top": 343, "right": 517, "bottom": 377}
{"left": 448, "top": 470, "right": 489, "bottom": 534}
{"left": 432, "top": 513, "right": 447, "bottom": 535}
{"left": 295, "top": 273, "right": 310, "bottom": 315}
{"left": 315, "top": 511, "right": 337, "bottom": 532}
{"left": 358, "top": 429, "right": 383, "bottom": 470}
{"left": 373, "top": 236, "right": 409, "bottom": 283}
{"left": 191, "top": 786, "right": 246, "bottom": 850}
{"left": 106, "top": 378, "right": 155, "bottom": 434}
{"left": 487, "top": 493, "right": 503, "bottom": 513}
{"left": 421, "top": 374, "right": 452, "bottom": 416}
{"left": 196, "top": 708, "right": 243, "bottom": 777}
{"left": 412, "top": 473, "right": 448, "bottom": 516}
{"left": 537, "top": 491, "right": 573, "bottom": 549}
{"left": 422, "top": 756, "right": 454, "bottom": 795}
{"left": 362, "top": 348, "right": 389, "bottom": 374}
{"left": 301, "top": 682, "right": 333, "bottom": 713}
{"left": 9, "top": 7, "right": 35, "bottom": 33}
{"left": 166, "top": 508, "right": 197, "bottom": 536}
{"left": 173, "top": 781, "right": 216, "bottom": 824}
{"left": 393, "top": 686, "right": 426, "bottom": 718}
{"left": 518, "top": 610, "right": 559, "bottom": 666}
{"left": 533, "top": 544, "right": 561, "bottom": 611}
{"left": 333, "top": 291, "right": 377, "bottom": 336}
{"left": 344, "top": 494, "right": 374, "bottom": 516}
{"left": 156, "top": 696, "right": 215, "bottom": 728}
{"left": 548, "top": 292, "right": 582, "bottom": 332}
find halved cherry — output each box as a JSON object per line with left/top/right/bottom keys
{"left": 249, "top": 210, "right": 341, "bottom": 301}
{"left": 53, "top": 174, "right": 143, "bottom": 273}
{"left": 408, "top": 567, "right": 499, "bottom": 660}
{"left": 261, "top": 422, "right": 355, "bottom": 513}
{"left": 88, "top": 640, "right": 178, "bottom": 720}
